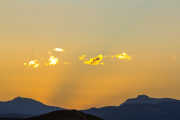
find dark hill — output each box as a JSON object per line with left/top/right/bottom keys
{"left": 25, "top": 110, "right": 103, "bottom": 120}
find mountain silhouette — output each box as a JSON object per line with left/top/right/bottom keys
{"left": 0, "top": 97, "right": 63, "bottom": 118}
{"left": 123, "top": 94, "right": 179, "bottom": 104}
{"left": 0, "top": 110, "right": 103, "bottom": 120}
{"left": 83, "top": 94, "right": 180, "bottom": 120}
{"left": 1, "top": 95, "right": 180, "bottom": 120}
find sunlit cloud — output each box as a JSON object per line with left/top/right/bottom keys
{"left": 79, "top": 54, "right": 87, "bottom": 61}
{"left": 33, "top": 63, "right": 40, "bottom": 68}
{"left": 83, "top": 54, "right": 104, "bottom": 66}
{"left": 48, "top": 56, "right": 59, "bottom": 66}
{"left": 53, "top": 48, "right": 64, "bottom": 52}
{"left": 113, "top": 52, "right": 131, "bottom": 61}
{"left": 24, "top": 60, "right": 40, "bottom": 68}
{"left": 24, "top": 49, "right": 131, "bottom": 69}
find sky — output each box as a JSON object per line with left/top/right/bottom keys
{"left": 0, "top": 0, "right": 180, "bottom": 109}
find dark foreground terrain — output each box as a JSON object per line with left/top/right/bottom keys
{"left": 0, "top": 110, "right": 103, "bottom": 120}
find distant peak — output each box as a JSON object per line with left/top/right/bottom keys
{"left": 12, "top": 96, "right": 32, "bottom": 101}
{"left": 136, "top": 95, "right": 150, "bottom": 99}
{"left": 14, "top": 96, "right": 26, "bottom": 100}
{"left": 9, "top": 96, "right": 43, "bottom": 105}
{"left": 122, "top": 95, "right": 178, "bottom": 105}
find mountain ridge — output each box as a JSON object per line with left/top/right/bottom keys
{"left": 83, "top": 94, "right": 180, "bottom": 120}
{"left": 0, "top": 96, "right": 63, "bottom": 118}
{"left": 1, "top": 95, "right": 180, "bottom": 120}
{"left": 122, "top": 94, "right": 180, "bottom": 105}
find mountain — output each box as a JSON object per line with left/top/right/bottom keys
{"left": 1, "top": 95, "right": 180, "bottom": 120}
{"left": 0, "top": 97, "right": 63, "bottom": 118}
{"left": 123, "top": 94, "right": 179, "bottom": 104}
{"left": 83, "top": 95, "right": 180, "bottom": 120}
{"left": 0, "top": 110, "right": 103, "bottom": 120}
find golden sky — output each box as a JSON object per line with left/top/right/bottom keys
{"left": 0, "top": 0, "right": 180, "bottom": 109}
